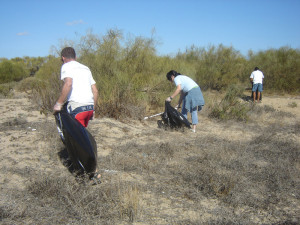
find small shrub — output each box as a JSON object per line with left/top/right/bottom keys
{"left": 0, "top": 82, "right": 16, "bottom": 97}
{"left": 208, "top": 85, "right": 251, "bottom": 121}
{"left": 288, "top": 102, "right": 297, "bottom": 108}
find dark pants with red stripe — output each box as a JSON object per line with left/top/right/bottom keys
{"left": 68, "top": 105, "right": 94, "bottom": 127}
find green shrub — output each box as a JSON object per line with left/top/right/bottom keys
{"left": 0, "top": 60, "right": 27, "bottom": 84}
{"left": 23, "top": 56, "right": 62, "bottom": 114}
{"left": 248, "top": 47, "right": 300, "bottom": 93}
{"left": 20, "top": 30, "right": 300, "bottom": 119}
{"left": 77, "top": 29, "right": 172, "bottom": 118}
{"left": 0, "top": 82, "right": 16, "bottom": 97}
{"left": 208, "top": 85, "right": 251, "bottom": 121}
{"left": 193, "top": 45, "right": 247, "bottom": 91}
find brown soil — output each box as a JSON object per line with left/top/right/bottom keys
{"left": 1, "top": 91, "right": 299, "bottom": 224}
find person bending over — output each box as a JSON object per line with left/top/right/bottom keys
{"left": 166, "top": 70, "right": 205, "bottom": 133}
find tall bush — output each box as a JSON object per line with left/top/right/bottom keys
{"left": 20, "top": 56, "right": 62, "bottom": 113}
{"left": 22, "top": 30, "right": 300, "bottom": 119}
{"left": 248, "top": 47, "right": 300, "bottom": 93}
{"left": 0, "top": 59, "right": 27, "bottom": 84}
{"left": 194, "top": 45, "right": 247, "bottom": 91}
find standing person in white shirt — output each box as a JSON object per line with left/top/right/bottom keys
{"left": 166, "top": 70, "right": 205, "bottom": 133}
{"left": 250, "top": 67, "right": 264, "bottom": 103}
{"left": 53, "top": 47, "right": 98, "bottom": 126}
{"left": 53, "top": 47, "right": 101, "bottom": 184}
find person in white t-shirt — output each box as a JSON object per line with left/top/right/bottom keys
{"left": 166, "top": 70, "right": 205, "bottom": 133}
{"left": 53, "top": 47, "right": 98, "bottom": 127}
{"left": 250, "top": 67, "right": 264, "bottom": 103}
{"left": 53, "top": 47, "right": 100, "bottom": 184}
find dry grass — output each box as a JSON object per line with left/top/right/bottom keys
{"left": 1, "top": 94, "right": 299, "bottom": 224}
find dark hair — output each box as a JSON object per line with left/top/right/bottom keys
{"left": 254, "top": 67, "right": 259, "bottom": 71}
{"left": 166, "top": 70, "right": 181, "bottom": 81}
{"left": 61, "top": 47, "right": 76, "bottom": 59}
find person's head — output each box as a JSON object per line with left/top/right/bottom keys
{"left": 254, "top": 67, "right": 259, "bottom": 71}
{"left": 61, "top": 47, "right": 76, "bottom": 63}
{"left": 166, "top": 70, "right": 181, "bottom": 81}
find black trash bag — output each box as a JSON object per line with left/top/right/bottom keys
{"left": 158, "top": 101, "right": 191, "bottom": 129}
{"left": 55, "top": 106, "right": 97, "bottom": 176}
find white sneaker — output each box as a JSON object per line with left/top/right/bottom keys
{"left": 190, "top": 129, "right": 196, "bottom": 133}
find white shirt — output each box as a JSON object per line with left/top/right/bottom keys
{"left": 250, "top": 70, "right": 264, "bottom": 84}
{"left": 174, "top": 75, "right": 198, "bottom": 93}
{"left": 61, "top": 61, "right": 96, "bottom": 104}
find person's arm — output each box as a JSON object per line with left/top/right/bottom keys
{"left": 166, "top": 84, "right": 181, "bottom": 102}
{"left": 90, "top": 84, "right": 98, "bottom": 119}
{"left": 91, "top": 84, "right": 98, "bottom": 107}
{"left": 250, "top": 72, "right": 254, "bottom": 83}
{"left": 177, "top": 91, "right": 184, "bottom": 108}
{"left": 171, "top": 84, "right": 182, "bottom": 99}
{"left": 53, "top": 77, "right": 72, "bottom": 112}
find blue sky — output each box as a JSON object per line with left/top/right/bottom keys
{"left": 1, "top": 0, "right": 300, "bottom": 59}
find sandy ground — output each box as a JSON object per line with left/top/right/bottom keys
{"left": 0, "top": 91, "right": 299, "bottom": 223}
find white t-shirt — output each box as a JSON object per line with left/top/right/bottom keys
{"left": 174, "top": 75, "right": 198, "bottom": 93}
{"left": 61, "top": 61, "right": 96, "bottom": 104}
{"left": 250, "top": 70, "right": 264, "bottom": 84}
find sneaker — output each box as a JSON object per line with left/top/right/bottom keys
{"left": 190, "top": 129, "right": 196, "bottom": 133}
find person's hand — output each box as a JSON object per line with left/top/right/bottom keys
{"left": 166, "top": 96, "right": 172, "bottom": 102}
{"left": 53, "top": 102, "right": 62, "bottom": 114}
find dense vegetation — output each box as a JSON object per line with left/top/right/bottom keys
{"left": 0, "top": 56, "right": 45, "bottom": 97}
{"left": 1, "top": 30, "right": 299, "bottom": 118}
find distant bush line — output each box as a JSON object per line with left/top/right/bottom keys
{"left": 1, "top": 29, "right": 299, "bottom": 119}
